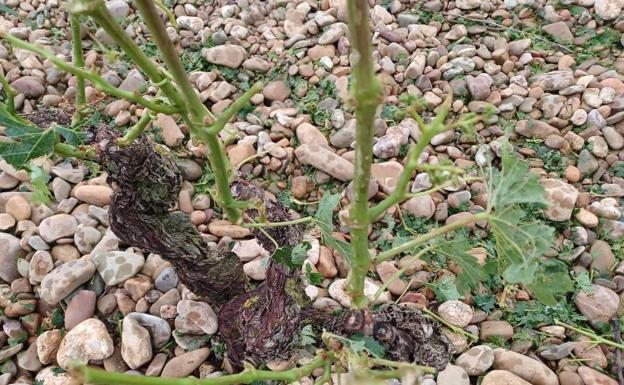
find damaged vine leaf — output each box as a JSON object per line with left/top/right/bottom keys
{"left": 30, "top": 165, "right": 53, "bottom": 205}
{"left": 430, "top": 238, "right": 487, "bottom": 294}
{"left": 0, "top": 107, "right": 87, "bottom": 169}
{"left": 314, "top": 192, "right": 352, "bottom": 263}
{"left": 487, "top": 144, "right": 573, "bottom": 305}
{"left": 0, "top": 114, "right": 55, "bottom": 168}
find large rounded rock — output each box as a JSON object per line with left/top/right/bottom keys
{"left": 575, "top": 284, "right": 619, "bottom": 324}
{"left": 39, "top": 214, "right": 78, "bottom": 243}
{"left": 202, "top": 45, "right": 246, "bottom": 68}
{"left": 438, "top": 301, "right": 473, "bottom": 328}
{"left": 121, "top": 316, "right": 152, "bottom": 369}
{"left": 56, "top": 318, "right": 114, "bottom": 369}
{"left": 493, "top": 348, "right": 558, "bottom": 385}
{"left": 175, "top": 300, "right": 219, "bottom": 335}
{"left": 578, "top": 366, "right": 618, "bottom": 385}
{"left": 455, "top": 345, "right": 494, "bottom": 375}
{"left": 0, "top": 232, "right": 24, "bottom": 282}
{"left": 39, "top": 259, "right": 96, "bottom": 305}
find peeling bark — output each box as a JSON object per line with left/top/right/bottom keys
{"left": 87, "top": 124, "right": 246, "bottom": 304}
{"left": 343, "top": 305, "right": 453, "bottom": 370}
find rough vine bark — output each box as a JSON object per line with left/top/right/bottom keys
{"left": 86, "top": 124, "right": 452, "bottom": 370}
{"left": 87, "top": 124, "right": 246, "bottom": 304}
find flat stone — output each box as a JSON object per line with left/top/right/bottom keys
{"left": 40, "top": 259, "right": 96, "bottom": 305}
{"left": 295, "top": 144, "right": 354, "bottom": 181}
{"left": 38, "top": 214, "right": 77, "bottom": 243}
{"left": 175, "top": 299, "right": 218, "bottom": 335}
{"left": 160, "top": 347, "right": 210, "bottom": 378}
{"left": 575, "top": 284, "right": 619, "bottom": 323}
{"left": 93, "top": 251, "right": 145, "bottom": 286}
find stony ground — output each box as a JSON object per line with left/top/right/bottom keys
{"left": 0, "top": 0, "right": 623, "bottom": 384}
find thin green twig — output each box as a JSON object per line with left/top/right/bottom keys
{"left": 555, "top": 320, "right": 624, "bottom": 350}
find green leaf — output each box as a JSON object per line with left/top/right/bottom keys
{"left": 299, "top": 324, "right": 316, "bottom": 347}
{"left": 305, "top": 264, "right": 322, "bottom": 285}
{"left": 30, "top": 165, "right": 53, "bottom": 205}
{"left": 314, "top": 192, "right": 352, "bottom": 262}
{"left": 0, "top": 4, "right": 19, "bottom": 17}
{"left": 574, "top": 272, "right": 593, "bottom": 295}
{"left": 435, "top": 238, "right": 487, "bottom": 293}
{"left": 347, "top": 333, "right": 386, "bottom": 358}
{"left": 291, "top": 242, "right": 311, "bottom": 266}
{"left": 528, "top": 260, "right": 573, "bottom": 307}
{"left": 473, "top": 294, "right": 497, "bottom": 313}
{"left": 489, "top": 144, "right": 550, "bottom": 209}
{"left": 0, "top": 126, "right": 55, "bottom": 169}
{"left": 54, "top": 124, "right": 86, "bottom": 146}
{"left": 0, "top": 110, "right": 57, "bottom": 168}
{"left": 491, "top": 207, "right": 555, "bottom": 265}
{"left": 426, "top": 276, "right": 462, "bottom": 302}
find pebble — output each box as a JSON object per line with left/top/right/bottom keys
{"left": 64, "top": 290, "right": 96, "bottom": 330}
{"left": 73, "top": 185, "right": 113, "bottom": 206}
{"left": 493, "top": 348, "right": 559, "bottom": 385}
{"left": 38, "top": 214, "right": 78, "bottom": 243}
{"left": 438, "top": 301, "right": 474, "bottom": 328}
{"left": 0, "top": 233, "right": 24, "bottom": 282}
{"left": 39, "top": 259, "right": 96, "bottom": 305}
{"left": 93, "top": 251, "right": 145, "bottom": 286}
{"left": 437, "top": 364, "right": 469, "bottom": 385}
{"left": 56, "top": 318, "right": 114, "bottom": 369}
{"left": 175, "top": 299, "right": 218, "bottom": 335}
{"left": 127, "top": 312, "right": 172, "bottom": 349}
{"left": 202, "top": 45, "right": 247, "bottom": 68}
{"left": 35, "top": 366, "right": 80, "bottom": 385}
{"left": 295, "top": 144, "right": 354, "bottom": 181}
{"left": 5, "top": 195, "right": 30, "bottom": 220}
{"left": 160, "top": 347, "right": 210, "bottom": 378}
{"left": 121, "top": 315, "right": 153, "bottom": 369}
{"left": 455, "top": 345, "right": 494, "bottom": 375}
{"left": 578, "top": 366, "right": 618, "bottom": 385}
{"left": 482, "top": 370, "right": 531, "bottom": 385}
{"left": 36, "top": 329, "right": 63, "bottom": 365}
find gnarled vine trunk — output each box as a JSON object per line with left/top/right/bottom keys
{"left": 88, "top": 124, "right": 246, "bottom": 304}
{"left": 87, "top": 124, "right": 452, "bottom": 370}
